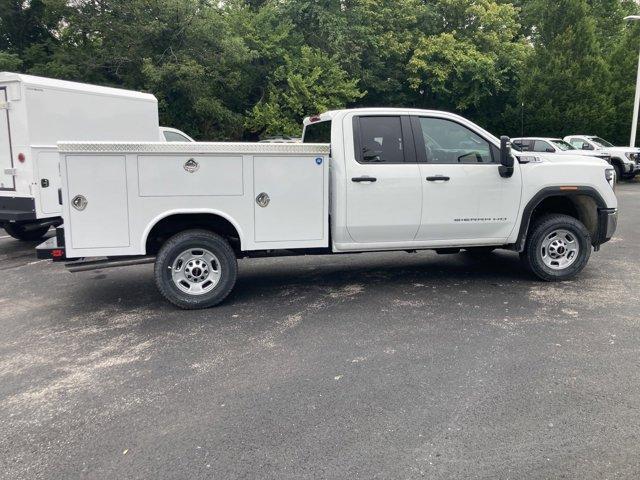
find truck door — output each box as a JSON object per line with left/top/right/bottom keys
{"left": 344, "top": 114, "right": 422, "bottom": 243}
{"left": 412, "top": 116, "right": 521, "bottom": 242}
{"left": 0, "top": 87, "right": 15, "bottom": 191}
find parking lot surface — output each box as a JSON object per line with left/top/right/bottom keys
{"left": 1, "top": 183, "right": 639, "bottom": 479}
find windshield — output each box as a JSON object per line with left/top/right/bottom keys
{"left": 550, "top": 139, "right": 575, "bottom": 151}
{"left": 589, "top": 137, "right": 614, "bottom": 148}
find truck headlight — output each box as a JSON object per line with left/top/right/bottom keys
{"left": 605, "top": 168, "right": 616, "bottom": 188}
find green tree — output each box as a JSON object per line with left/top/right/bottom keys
{"left": 516, "top": 0, "right": 615, "bottom": 138}
{"left": 246, "top": 46, "right": 364, "bottom": 136}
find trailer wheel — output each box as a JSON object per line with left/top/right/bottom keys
{"left": 154, "top": 230, "right": 238, "bottom": 309}
{"left": 520, "top": 214, "right": 591, "bottom": 282}
{"left": 3, "top": 223, "right": 50, "bottom": 242}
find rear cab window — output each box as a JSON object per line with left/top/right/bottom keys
{"left": 303, "top": 120, "right": 332, "bottom": 144}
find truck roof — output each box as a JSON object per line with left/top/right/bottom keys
{"left": 0, "top": 72, "right": 157, "bottom": 102}
{"left": 513, "top": 137, "right": 564, "bottom": 142}
{"left": 303, "top": 108, "right": 499, "bottom": 143}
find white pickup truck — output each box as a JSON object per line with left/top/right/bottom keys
{"left": 563, "top": 135, "right": 640, "bottom": 181}
{"left": 37, "top": 108, "right": 618, "bottom": 309}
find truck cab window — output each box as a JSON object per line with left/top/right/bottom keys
{"left": 418, "top": 117, "right": 493, "bottom": 164}
{"left": 513, "top": 140, "right": 533, "bottom": 152}
{"left": 164, "top": 131, "right": 191, "bottom": 142}
{"left": 533, "top": 140, "right": 554, "bottom": 152}
{"left": 569, "top": 138, "right": 585, "bottom": 149}
{"left": 356, "top": 116, "right": 405, "bottom": 163}
{"left": 303, "top": 121, "right": 332, "bottom": 143}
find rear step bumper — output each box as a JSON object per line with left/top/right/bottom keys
{"left": 37, "top": 227, "right": 155, "bottom": 271}
{"left": 36, "top": 233, "right": 66, "bottom": 261}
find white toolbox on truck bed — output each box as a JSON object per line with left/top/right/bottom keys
{"left": 58, "top": 142, "right": 330, "bottom": 259}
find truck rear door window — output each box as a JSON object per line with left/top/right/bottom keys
{"left": 513, "top": 140, "right": 533, "bottom": 152}
{"left": 356, "top": 116, "right": 406, "bottom": 163}
{"left": 533, "top": 140, "right": 553, "bottom": 152}
{"left": 303, "top": 121, "right": 332, "bottom": 143}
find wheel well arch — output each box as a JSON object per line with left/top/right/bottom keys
{"left": 144, "top": 211, "right": 243, "bottom": 255}
{"left": 516, "top": 187, "right": 605, "bottom": 251}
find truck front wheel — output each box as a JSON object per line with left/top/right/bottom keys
{"left": 154, "top": 230, "right": 238, "bottom": 309}
{"left": 612, "top": 163, "right": 622, "bottom": 183}
{"left": 3, "top": 223, "right": 50, "bottom": 242}
{"left": 520, "top": 214, "right": 591, "bottom": 282}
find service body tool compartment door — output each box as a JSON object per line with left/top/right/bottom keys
{"left": 253, "top": 155, "right": 327, "bottom": 243}
{"left": 0, "top": 87, "right": 15, "bottom": 191}
{"left": 138, "top": 155, "right": 243, "bottom": 197}
{"left": 37, "top": 149, "right": 62, "bottom": 214}
{"left": 65, "top": 155, "right": 130, "bottom": 249}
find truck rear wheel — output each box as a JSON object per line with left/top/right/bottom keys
{"left": 520, "top": 214, "right": 591, "bottom": 282}
{"left": 3, "top": 223, "right": 50, "bottom": 242}
{"left": 154, "top": 230, "right": 238, "bottom": 309}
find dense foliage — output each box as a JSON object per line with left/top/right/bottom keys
{"left": 1, "top": 0, "right": 639, "bottom": 143}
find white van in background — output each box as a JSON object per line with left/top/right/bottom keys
{"left": 0, "top": 72, "right": 191, "bottom": 241}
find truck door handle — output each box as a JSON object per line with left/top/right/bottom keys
{"left": 352, "top": 176, "right": 377, "bottom": 183}
{"left": 426, "top": 176, "right": 450, "bottom": 182}
{"left": 41, "top": 178, "right": 50, "bottom": 188}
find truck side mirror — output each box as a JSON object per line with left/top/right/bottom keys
{"left": 499, "top": 136, "right": 514, "bottom": 178}
{"left": 581, "top": 143, "right": 593, "bottom": 150}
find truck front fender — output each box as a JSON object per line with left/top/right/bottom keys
{"left": 515, "top": 186, "right": 607, "bottom": 252}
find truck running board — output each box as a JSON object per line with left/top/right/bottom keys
{"left": 66, "top": 256, "right": 155, "bottom": 273}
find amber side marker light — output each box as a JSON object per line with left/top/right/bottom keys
{"left": 559, "top": 186, "right": 579, "bottom": 191}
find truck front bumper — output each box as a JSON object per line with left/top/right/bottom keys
{"left": 0, "top": 197, "right": 37, "bottom": 222}
{"left": 596, "top": 208, "right": 617, "bottom": 246}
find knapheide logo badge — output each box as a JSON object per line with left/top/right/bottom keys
{"left": 184, "top": 158, "right": 199, "bottom": 173}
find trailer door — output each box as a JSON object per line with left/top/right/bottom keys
{"left": 0, "top": 87, "right": 15, "bottom": 191}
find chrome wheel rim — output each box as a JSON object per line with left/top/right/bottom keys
{"left": 171, "top": 248, "right": 222, "bottom": 295}
{"left": 541, "top": 229, "right": 580, "bottom": 270}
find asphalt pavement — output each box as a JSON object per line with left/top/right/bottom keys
{"left": 1, "top": 183, "right": 639, "bottom": 479}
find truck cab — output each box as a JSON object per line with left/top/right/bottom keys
{"left": 563, "top": 135, "right": 640, "bottom": 181}
{"left": 512, "top": 137, "right": 611, "bottom": 164}
{"left": 38, "top": 108, "right": 618, "bottom": 309}
{"left": 303, "top": 110, "right": 615, "bottom": 253}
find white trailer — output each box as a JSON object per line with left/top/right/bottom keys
{"left": 38, "top": 108, "right": 618, "bottom": 309}
{"left": 0, "top": 72, "right": 161, "bottom": 240}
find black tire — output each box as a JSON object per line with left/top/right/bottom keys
{"left": 3, "top": 223, "right": 50, "bottom": 241}
{"left": 612, "top": 163, "right": 622, "bottom": 183}
{"left": 154, "top": 230, "right": 237, "bottom": 309}
{"left": 520, "top": 214, "right": 591, "bottom": 282}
